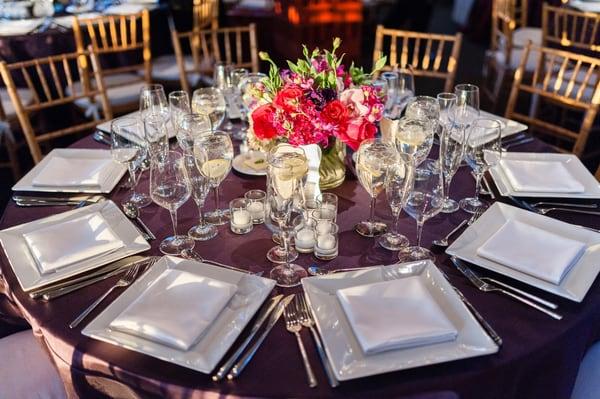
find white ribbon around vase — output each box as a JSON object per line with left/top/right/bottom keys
{"left": 300, "top": 144, "right": 322, "bottom": 201}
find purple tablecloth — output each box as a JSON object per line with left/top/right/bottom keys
{"left": 1, "top": 135, "right": 600, "bottom": 399}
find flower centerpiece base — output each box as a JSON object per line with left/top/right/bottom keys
{"left": 319, "top": 140, "right": 346, "bottom": 190}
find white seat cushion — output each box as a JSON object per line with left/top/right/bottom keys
{"left": 493, "top": 27, "right": 543, "bottom": 71}
{"left": 492, "top": 46, "right": 541, "bottom": 71}
{"left": 571, "top": 341, "right": 600, "bottom": 399}
{"left": 512, "top": 27, "right": 542, "bottom": 48}
{"left": 0, "top": 330, "right": 66, "bottom": 399}
{"left": 541, "top": 66, "right": 598, "bottom": 102}
{"left": 1, "top": 87, "right": 34, "bottom": 119}
{"left": 150, "top": 54, "right": 212, "bottom": 87}
{"left": 70, "top": 73, "right": 146, "bottom": 111}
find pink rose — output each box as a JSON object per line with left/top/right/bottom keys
{"left": 340, "top": 88, "right": 369, "bottom": 118}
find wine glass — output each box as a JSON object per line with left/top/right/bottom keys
{"left": 143, "top": 113, "right": 169, "bottom": 165}
{"left": 437, "top": 92, "right": 457, "bottom": 131}
{"left": 265, "top": 144, "right": 307, "bottom": 264}
{"left": 150, "top": 151, "right": 195, "bottom": 255}
{"left": 378, "top": 160, "right": 415, "bottom": 251}
{"left": 459, "top": 118, "right": 502, "bottom": 213}
{"left": 214, "top": 62, "right": 235, "bottom": 133}
{"left": 193, "top": 130, "right": 234, "bottom": 225}
{"left": 267, "top": 145, "right": 308, "bottom": 287}
{"left": 176, "top": 113, "right": 212, "bottom": 153}
{"left": 182, "top": 153, "right": 218, "bottom": 241}
{"left": 406, "top": 96, "right": 440, "bottom": 132}
{"left": 228, "top": 68, "right": 249, "bottom": 140}
{"left": 355, "top": 138, "right": 398, "bottom": 237}
{"left": 380, "top": 71, "right": 399, "bottom": 118}
{"left": 439, "top": 123, "right": 466, "bottom": 213}
{"left": 396, "top": 65, "right": 416, "bottom": 116}
{"left": 169, "top": 90, "right": 191, "bottom": 134}
{"left": 397, "top": 166, "right": 445, "bottom": 262}
{"left": 139, "top": 84, "right": 169, "bottom": 121}
{"left": 453, "top": 84, "right": 480, "bottom": 139}
{"left": 110, "top": 116, "right": 151, "bottom": 208}
{"left": 192, "top": 87, "right": 227, "bottom": 129}
{"left": 394, "top": 117, "right": 434, "bottom": 171}
{"left": 238, "top": 73, "right": 267, "bottom": 135}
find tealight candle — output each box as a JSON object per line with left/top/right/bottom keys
{"left": 295, "top": 228, "right": 315, "bottom": 253}
{"left": 244, "top": 189, "right": 266, "bottom": 224}
{"left": 317, "top": 193, "right": 338, "bottom": 222}
{"left": 316, "top": 220, "right": 331, "bottom": 235}
{"left": 314, "top": 222, "right": 339, "bottom": 260}
{"left": 232, "top": 210, "right": 251, "bottom": 226}
{"left": 229, "top": 198, "right": 253, "bottom": 234}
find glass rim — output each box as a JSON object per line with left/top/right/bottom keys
{"left": 454, "top": 83, "right": 479, "bottom": 92}
{"left": 141, "top": 83, "right": 164, "bottom": 93}
{"left": 244, "top": 189, "right": 266, "bottom": 199}
{"left": 437, "top": 92, "right": 457, "bottom": 100}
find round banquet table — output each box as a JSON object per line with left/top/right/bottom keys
{"left": 1, "top": 134, "right": 600, "bottom": 399}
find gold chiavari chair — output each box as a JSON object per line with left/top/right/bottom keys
{"left": 542, "top": 3, "right": 600, "bottom": 54}
{"left": 193, "top": 0, "right": 219, "bottom": 30}
{"left": 72, "top": 10, "right": 151, "bottom": 115}
{"left": 505, "top": 43, "right": 600, "bottom": 157}
{"left": 171, "top": 23, "right": 259, "bottom": 94}
{"left": 0, "top": 51, "right": 112, "bottom": 164}
{"left": 483, "top": 0, "right": 542, "bottom": 111}
{"left": 372, "top": 26, "right": 462, "bottom": 92}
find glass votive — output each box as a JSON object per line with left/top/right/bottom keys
{"left": 302, "top": 198, "right": 321, "bottom": 219}
{"left": 244, "top": 189, "right": 266, "bottom": 224}
{"left": 294, "top": 217, "right": 317, "bottom": 254}
{"left": 317, "top": 193, "right": 338, "bottom": 222}
{"left": 314, "top": 222, "right": 339, "bottom": 260}
{"left": 230, "top": 198, "right": 253, "bottom": 234}
{"left": 311, "top": 208, "right": 335, "bottom": 235}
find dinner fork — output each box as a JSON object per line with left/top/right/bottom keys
{"left": 283, "top": 299, "right": 318, "bottom": 388}
{"left": 450, "top": 257, "right": 562, "bottom": 320}
{"left": 69, "top": 264, "right": 141, "bottom": 329}
{"left": 297, "top": 294, "right": 339, "bottom": 387}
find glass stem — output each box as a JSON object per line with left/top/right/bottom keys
{"left": 416, "top": 219, "right": 424, "bottom": 248}
{"left": 393, "top": 211, "right": 402, "bottom": 235}
{"left": 197, "top": 203, "right": 205, "bottom": 226}
{"left": 444, "top": 171, "right": 452, "bottom": 202}
{"left": 170, "top": 209, "right": 178, "bottom": 237}
{"left": 281, "top": 228, "right": 290, "bottom": 269}
{"left": 369, "top": 196, "right": 376, "bottom": 222}
{"left": 214, "top": 186, "right": 220, "bottom": 214}
{"left": 474, "top": 173, "right": 483, "bottom": 202}
{"left": 127, "top": 163, "right": 137, "bottom": 194}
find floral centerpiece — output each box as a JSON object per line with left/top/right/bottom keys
{"left": 245, "top": 38, "right": 387, "bottom": 189}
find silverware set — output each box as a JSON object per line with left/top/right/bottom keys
{"left": 13, "top": 194, "right": 105, "bottom": 207}
{"left": 433, "top": 208, "right": 484, "bottom": 248}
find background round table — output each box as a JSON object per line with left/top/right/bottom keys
{"left": 1, "top": 134, "right": 599, "bottom": 399}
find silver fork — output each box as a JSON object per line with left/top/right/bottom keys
{"left": 451, "top": 257, "right": 562, "bottom": 320}
{"left": 530, "top": 201, "right": 598, "bottom": 209}
{"left": 69, "top": 264, "right": 141, "bottom": 328}
{"left": 535, "top": 207, "right": 600, "bottom": 216}
{"left": 283, "top": 299, "right": 318, "bottom": 388}
{"left": 297, "top": 294, "right": 339, "bottom": 387}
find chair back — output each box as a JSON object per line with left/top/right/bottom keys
{"left": 171, "top": 23, "right": 258, "bottom": 93}
{"left": 373, "top": 26, "right": 462, "bottom": 92}
{"left": 505, "top": 43, "right": 600, "bottom": 157}
{"left": 491, "top": 0, "right": 528, "bottom": 64}
{"left": 0, "top": 51, "right": 112, "bottom": 163}
{"left": 193, "top": 0, "right": 219, "bottom": 30}
{"left": 542, "top": 4, "right": 600, "bottom": 55}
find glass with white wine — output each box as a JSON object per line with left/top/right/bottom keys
{"left": 379, "top": 160, "right": 414, "bottom": 251}
{"left": 193, "top": 131, "right": 234, "bottom": 225}
{"left": 192, "top": 87, "right": 226, "bottom": 129}
{"left": 394, "top": 117, "right": 434, "bottom": 172}
{"left": 355, "top": 138, "right": 398, "bottom": 237}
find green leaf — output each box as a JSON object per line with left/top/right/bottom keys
{"left": 373, "top": 56, "right": 387, "bottom": 73}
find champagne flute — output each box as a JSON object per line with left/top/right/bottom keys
{"left": 139, "top": 84, "right": 169, "bottom": 122}
{"left": 378, "top": 160, "right": 415, "bottom": 251}
{"left": 355, "top": 138, "right": 398, "bottom": 237}
{"left": 214, "top": 62, "right": 235, "bottom": 133}
{"left": 110, "top": 116, "right": 151, "bottom": 208}
{"left": 439, "top": 123, "right": 466, "bottom": 213}
{"left": 150, "top": 151, "right": 195, "bottom": 255}
{"left": 182, "top": 153, "right": 218, "bottom": 241}
{"left": 143, "top": 113, "right": 169, "bottom": 165}
{"left": 192, "top": 87, "right": 227, "bottom": 129}
{"left": 169, "top": 90, "right": 191, "bottom": 134}
{"left": 176, "top": 113, "right": 212, "bottom": 153}
{"left": 397, "top": 166, "right": 445, "bottom": 262}
{"left": 193, "top": 130, "right": 234, "bottom": 225}
{"left": 459, "top": 118, "right": 502, "bottom": 213}
{"left": 453, "top": 84, "right": 480, "bottom": 139}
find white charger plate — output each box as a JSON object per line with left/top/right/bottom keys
{"left": 0, "top": 200, "right": 150, "bottom": 292}
{"left": 96, "top": 111, "right": 177, "bottom": 146}
{"left": 12, "top": 149, "right": 127, "bottom": 194}
{"left": 82, "top": 256, "right": 275, "bottom": 374}
{"left": 489, "top": 152, "right": 600, "bottom": 198}
{"left": 232, "top": 151, "right": 267, "bottom": 176}
{"left": 447, "top": 202, "right": 600, "bottom": 302}
{"left": 301, "top": 260, "right": 498, "bottom": 381}
{"left": 479, "top": 110, "right": 528, "bottom": 139}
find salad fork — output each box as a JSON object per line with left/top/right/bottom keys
{"left": 284, "top": 299, "right": 317, "bottom": 388}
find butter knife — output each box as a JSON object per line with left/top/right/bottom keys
{"left": 212, "top": 294, "right": 284, "bottom": 381}
{"left": 228, "top": 294, "right": 295, "bottom": 379}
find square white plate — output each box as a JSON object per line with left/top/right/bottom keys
{"left": 0, "top": 200, "right": 150, "bottom": 291}
{"left": 96, "top": 111, "right": 176, "bottom": 146}
{"left": 480, "top": 110, "right": 528, "bottom": 139}
{"left": 447, "top": 202, "right": 600, "bottom": 302}
{"left": 489, "top": 152, "right": 600, "bottom": 198}
{"left": 301, "top": 261, "right": 498, "bottom": 381}
{"left": 82, "top": 256, "right": 275, "bottom": 374}
{"left": 12, "top": 149, "right": 127, "bottom": 194}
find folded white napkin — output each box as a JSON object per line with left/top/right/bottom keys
{"left": 110, "top": 269, "right": 237, "bottom": 350}
{"left": 337, "top": 277, "right": 457, "bottom": 355}
{"left": 24, "top": 212, "right": 124, "bottom": 274}
{"left": 477, "top": 220, "right": 586, "bottom": 284}
{"left": 500, "top": 159, "right": 585, "bottom": 193}
{"left": 0, "top": 19, "right": 43, "bottom": 36}
{"left": 32, "top": 156, "right": 113, "bottom": 188}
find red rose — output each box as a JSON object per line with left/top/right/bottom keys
{"left": 338, "top": 119, "right": 377, "bottom": 151}
{"left": 274, "top": 86, "right": 303, "bottom": 112}
{"left": 321, "top": 100, "right": 348, "bottom": 125}
{"left": 251, "top": 104, "right": 279, "bottom": 140}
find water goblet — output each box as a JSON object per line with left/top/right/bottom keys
{"left": 355, "top": 138, "right": 398, "bottom": 237}
{"left": 378, "top": 161, "right": 414, "bottom": 250}
{"left": 139, "top": 84, "right": 169, "bottom": 121}
{"left": 182, "top": 153, "right": 218, "bottom": 241}
{"left": 176, "top": 113, "right": 212, "bottom": 153}
{"left": 192, "top": 87, "right": 227, "bottom": 129}
{"left": 169, "top": 90, "right": 191, "bottom": 134}
{"left": 150, "top": 151, "right": 195, "bottom": 255}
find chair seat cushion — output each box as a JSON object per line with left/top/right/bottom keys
{"left": 150, "top": 54, "right": 213, "bottom": 87}
{"left": 492, "top": 27, "right": 543, "bottom": 71}
{"left": 1, "top": 87, "right": 34, "bottom": 119}
{"left": 492, "top": 47, "right": 540, "bottom": 71}
{"left": 69, "top": 73, "right": 146, "bottom": 111}
{"left": 512, "top": 27, "right": 543, "bottom": 48}
{"left": 0, "top": 330, "right": 66, "bottom": 399}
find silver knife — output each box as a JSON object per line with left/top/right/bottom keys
{"left": 228, "top": 294, "right": 295, "bottom": 379}
{"left": 452, "top": 285, "right": 503, "bottom": 347}
{"left": 13, "top": 195, "right": 103, "bottom": 203}
{"left": 212, "top": 294, "right": 284, "bottom": 381}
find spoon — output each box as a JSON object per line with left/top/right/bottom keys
{"left": 307, "top": 265, "right": 371, "bottom": 276}
{"left": 432, "top": 219, "right": 468, "bottom": 248}
{"left": 122, "top": 201, "right": 156, "bottom": 240}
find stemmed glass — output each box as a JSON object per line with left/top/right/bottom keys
{"left": 453, "top": 84, "right": 480, "bottom": 142}
{"left": 150, "top": 151, "right": 195, "bottom": 255}
{"left": 378, "top": 160, "right": 415, "bottom": 250}
{"left": 267, "top": 144, "right": 308, "bottom": 287}
{"left": 437, "top": 92, "right": 457, "bottom": 131}
{"left": 394, "top": 117, "right": 435, "bottom": 172}
{"left": 397, "top": 166, "right": 445, "bottom": 262}
{"left": 355, "top": 138, "right": 398, "bottom": 237}
{"left": 143, "top": 113, "right": 169, "bottom": 164}
{"left": 192, "top": 87, "right": 227, "bottom": 129}
{"left": 395, "top": 65, "right": 416, "bottom": 116}
{"left": 214, "top": 62, "right": 234, "bottom": 133}
{"left": 139, "top": 84, "right": 169, "bottom": 121}
{"left": 460, "top": 118, "right": 502, "bottom": 213}
{"left": 380, "top": 71, "right": 399, "bottom": 118}
{"left": 228, "top": 68, "right": 249, "bottom": 140}
{"left": 110, "top": 116, "right": 151, "bottom": 207}
{"left": 176, "top": 113, "right": 212, "bottom": 153}
{"left": 182, "top": 153, "right": 218, "bottom": 241}
{"left": 238, "top": 73, "right": 267, "bottom": 136}
{"left": 439, "top": 123, "right": 466, "bottom": 213}
{"left": 193, "top": 130, "right": 234, "bottom": 225}
{"left": 168, "top": 90, "right": 191, "bottom": 134}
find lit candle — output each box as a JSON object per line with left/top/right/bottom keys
{"left": 247, "top": 201, "right": 264, "bottom": 220}
{"left": 317, "top": 234, "right": 336, "bottom": 251}
{"left": 295, "top": 228, "right": 315, "bottom": 252}
{"left": 316, "top": 220, "right": 331, "bottom": 235}
{"left": 321, "top": 204, "right": 336, "bottom": 220}
{"left": 232, "top": 210, "right": 251, "bottom": 227}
